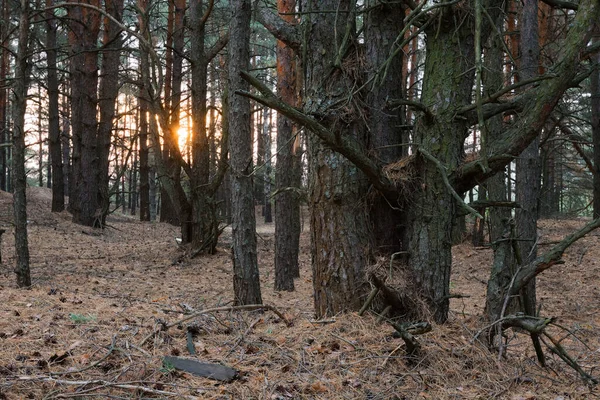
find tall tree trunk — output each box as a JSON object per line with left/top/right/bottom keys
{"left": 37, "top": 86, "right": 44, "bottom": 187}
{"left": 68, "top": 0, "right": 101, "bottom": 226}
{"left": 45, "top": 0, "right": 64, "bottom": 212}
{"left": 61, "top": 92, "right": 71, "bottom": 199}
{"left": 262, "top": 107, "right": 272, "bottom": 223}
{"left": 304, "top": 0, "right": 372, "bottom": 317}
{"left": 515, "top": 0, "right": 540, "bottom": 316}
{"left": 188, "top": 0, "right": 222, "bottom": 254}
{"left": 97, "top": 0, "right": 124, "bottom": 224}
{"left": 139, "top": 90, "right": 151, "bottom": 221}
{"left": 160, "top": 0, "right": 185, "bottom": 226}
{"left": 255, "top": 108, "right": 265, "bottom": 210}
{"left": 484, "top": 28, "right": 518, "bottom": 325}
{"left": 593, "top": 31, "right": 600, "bottom": 218}
{"left": 0, "top": 0, "right": 9, "bottom": 192}
{"left": 364, "top": 1, "right": 407, "bottom": 254}
{"left": 540, "top": 142, "right": 558, "bottom": 218}
{"left": 228, "top": 0, "right": 262, "bottom": 305}
{"left": 408, "top": 18, "right": 476, "bottom": 322}
{"left": 274, "top": 0, "right": 300, "bottom": 291}
{"left": 12, "top": 0, "right": 31, "bottom": 287}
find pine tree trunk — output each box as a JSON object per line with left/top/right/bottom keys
{"left": 228, "top": 0, "right": 262, "bottom": 305}
{"left": 46, "top": 0, "right": 64, "bottom": 212}
{"left": 262, "top": 107, "right": 272, "bottom": 223}
{"left": 68, "top": 0, "right": 101, "bottom": 227}
{"left": 12, "top": 0, "right": 31, "bottom": 287}
{"left": 188, "top": 0, "right": 221, "bottom": 254}
{"left": 139, "top": 91, "right": 151, "bottom": 221}
{"left": 484, "top": 29, "right": 518, "bottom": 324}
{"left": 303, "top": 0, "right": 372, "bottom": 317}
{"left": 0, "top": 0, "right": 8, "bottom": 192}
{"left": 592, "top": 31, "right": 600, "bottom": 218}
{"left": 515, "top": 0, "right": 540, "bottom": 316}
{"left": 160, "top": 0, "right": 185, "bottom": 226}
{"left": 408, "top": 20, "right": 476, "bottom": 322}
{"left": 364, "top": 1, "right": 407, "bottom": 254}
{"left": 98, "top": 0, "right": 124, "bottom": 224}
{"left": 274, "top": 0, "right": 300, "bottom": 290}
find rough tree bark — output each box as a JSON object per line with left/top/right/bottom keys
{"left": 46, "top": 0, "right": 64, "bottom": 212}
{"left": 593, "top": 31, "right": 600, "bottom": 218}
{"left": 139, "top": 87, "right": 151, "bottom": 221}
{"left": 229, "top": 0, "right": 262, "bottom": 305}
{"left": 0, "top": 0, "right": 8, "bottom": 192}
{"left": 274, "top": 0, "right": 300, "bottom": 291}
{"left": 303, "top": 0, "right": 373, "bottom": 317}
{"left": 97, "top": 0, "right": 124, "bottom": 224}
{"left": 364, "top": 0, "right": 407, "bottom": 254}
{"left": 12, "top": 0, "right": 31, "bottom": 287}
{"left": 188, "top": 0, "right": 226, "bottom": 254}
{"left": 515, "top": 0, "right": 541, "bottom": 316}
{"left": 249, "top": 0, "right": 600, "bottom": 322}
{"left": 262, "top": 107, "right": 272, "bottom": 223}
{"left": 484, "top": 28, "right": 519, "bottom": 324}
{"left": 67, "top": 0, "right": 101, "bottom": 227}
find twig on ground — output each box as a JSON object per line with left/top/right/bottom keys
{"left": 226, "top": 317, "right": 262, "bottom": 356}
{"left": 49, "top": 336, "right": 117, "bottom": 377}
{"left": 139, "top": 304, "right": 290, "bottom": 346}
{"left": 18, "top": 376, "right": 203, "bottom": 399}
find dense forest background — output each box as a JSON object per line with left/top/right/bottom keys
{"left": 1, "top": 0, "right": 600, "bottom": 397}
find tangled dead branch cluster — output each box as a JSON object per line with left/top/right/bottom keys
{"left": 382, "top": 154, "right": 418, "bottom": 194}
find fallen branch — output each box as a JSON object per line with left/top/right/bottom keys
{"left": 390, "top": 321, "right": 432, "bottom": 356}
{"left": 139, "top": 304, "right": 290, "bottom": 346}
{"left": 474, "top": 314, "right": 597, "bottom": 384}
{"left": 358, "top": 287, "right": 379, "bottom": 316}
{"left": 16, "top": 376, "right": 203, "bottom": 399}
{"left": 542, "top": 332, "right": 598, "bottom": 385}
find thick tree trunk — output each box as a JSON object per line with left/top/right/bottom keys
{"left": 515, "top": 0, "right": 540, "bottom": 316}
{"left": 97, "top": 0, "right": 124, "bottom": 224}
{"left": 12, "top": 0, "right": 31, "bottom": 287}
{"left": 68, "top": 0, "right": 101, "bottom": 227}
{"left": 409, "top": 22, "right": 475, "bottom": 323}
{"left": 46, "top": 0, "right": 64, "bottom": 212}
{"left": 228, "top": 0, "right": 262, "bottom": 305}
{"left": 303, "top": 0, "right": 372, "bottom": 317}
{"left": 484, "top": 29, "right": 519, "bottom": 325}
{"left": 188, "top": 0, "right": 221, "bottom": 254}
{"left": 364, "top": 1, "right": 407, "bottom": 254}
{"left": 274, "top": 0, "right": 300, "bottom": 291}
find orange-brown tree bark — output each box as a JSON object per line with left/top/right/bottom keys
{"left": 274, "top": 0, "right": 301, "bottom": 291}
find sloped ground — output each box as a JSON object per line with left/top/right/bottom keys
{"left": 0, "top": 187, "right": 598, "bottom": 399}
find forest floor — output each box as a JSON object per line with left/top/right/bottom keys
{"left": 0, "top": 187, "right": 599, "bottom": 399}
